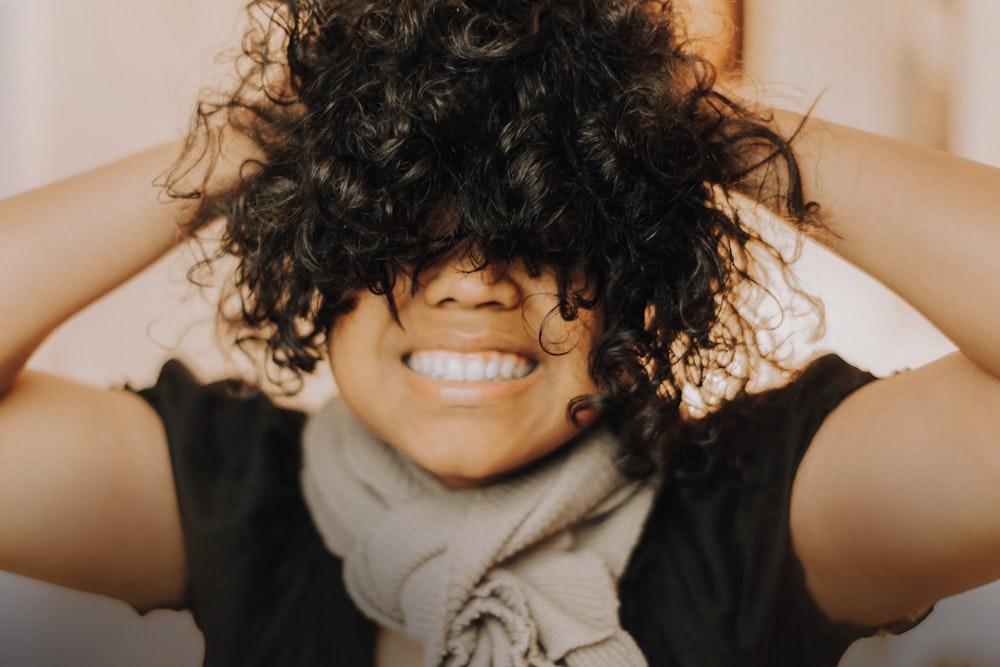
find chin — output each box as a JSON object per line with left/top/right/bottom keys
{"left": 403, "top": 442, "right": 524, "bottom": 489}
{"left": 404, "top": 433, "right": 575, "bottom": 490}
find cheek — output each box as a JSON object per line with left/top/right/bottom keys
{"left": 327, "top": 295, "right": 392, "bottom": 369}
{"left": 553, "top": 312, "right": 601, "bottom": 389}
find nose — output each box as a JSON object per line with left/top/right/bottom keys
{"left": 420, "top": 254, "right": 520, "bottom": 310}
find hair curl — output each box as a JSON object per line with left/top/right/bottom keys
{"left": 167, "top": 0, "right": 821, "bottom": 478}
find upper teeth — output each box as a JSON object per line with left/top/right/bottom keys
{"left": 405, "top": 351, "right": 536, "bottom": 382}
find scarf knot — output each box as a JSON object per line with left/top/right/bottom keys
{"left": 302, "top": 398, "right": 654, "bottom": 667}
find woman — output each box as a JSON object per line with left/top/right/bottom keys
{"left": 1, "top": 0, "right": 999, "bottom": 665}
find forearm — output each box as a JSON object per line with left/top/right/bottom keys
{"left": 773, "top": 111, "right": 1000, "bottom": 376}
{"left": 0, "top": 121, "right": 264, "bottom": 393}
{"left": 0, "top": 142, "right": 190, "bottom": 389}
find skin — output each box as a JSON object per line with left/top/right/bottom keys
{"left": 329, "top": 255, "right": 601, "bottom": 488}
{"left": 1, "top": 49, "right": 1000, "bottom": 650}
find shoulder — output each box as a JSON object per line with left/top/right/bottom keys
{"left": 136, "top": 361, "right": 375, "bottom": 664}
{"left": 667, "top": 354, "right": 877, "bottom": 484}
{"left": 135, "top": 361, "right": 315, "bottom": 597}
{"left": 792, "top": 351, "right": 1000, "bottom": 627}
{"left": 137, "top": 359, "right": 306, "bottom": 450}
{"left": 137, "top": 359, "right": 311, "bottom": 534}
{"left": 619, "top": 355, "right": 885, "bottom": 666}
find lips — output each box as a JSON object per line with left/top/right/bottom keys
{"left": 404, "top": 350, "right": 537, "bottom": 382}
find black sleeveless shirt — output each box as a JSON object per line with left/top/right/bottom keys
{"left": 138, "top": 354, "right": 917, "bottom": 666}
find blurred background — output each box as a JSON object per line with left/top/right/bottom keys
{"left": 1, "top": 0, "right": 998, "bottom": 665}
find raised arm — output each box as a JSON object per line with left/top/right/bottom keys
{"left": 0, "top": 144, "right": 189, "bottom": 606}
{"left": 776, "top": 113, "right": 1000, "bottom": 626}
{"left": 0, "top": 143, "right": 189, "bottom": 390}
{"left": 776, "top": 112, "right": 1000, "bottom": 378}
{"left": 0, "top": 129, "right": 255, "bottom": 608}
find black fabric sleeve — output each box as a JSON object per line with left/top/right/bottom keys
{"left": 618, "top": 354, "right": 927, "bottom": 667}
{"left": 136, "top": 361, "right": 375, "bottom": 667}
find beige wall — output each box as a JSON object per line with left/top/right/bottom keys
{"left": 13, "top": 0, "right": 245, "bottom": 384}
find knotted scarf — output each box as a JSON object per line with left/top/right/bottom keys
{"left": 301, "top": 397, "right": 655, "bottom": 667}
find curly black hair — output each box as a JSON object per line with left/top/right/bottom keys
{"left": 166, "top": 0, "right": 821, "bottom": 478}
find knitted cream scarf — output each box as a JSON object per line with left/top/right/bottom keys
{"left": 301, "top": 397, "right": 655, "bottom": 667}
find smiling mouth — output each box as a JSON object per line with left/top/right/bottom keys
{"left": 404, "top": 350, "right": 537, "bottom": 382}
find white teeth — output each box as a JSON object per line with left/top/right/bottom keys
{"left": 498, "top": 356, "right": 515, "bottom": 380}
{"left": 484, "top": 356, "right": 499, "bottom": 380}
{"left": 446, "top": 356, "right": 463, "bottom": 380}
{"left": 432, "top": 354, "right": 447, "bottom": 378}
{"left": 405, "top": 351, "right": 536, "bottom": 382}
{"left": 464, "top": 357, "right": 485, "bottom": 382}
